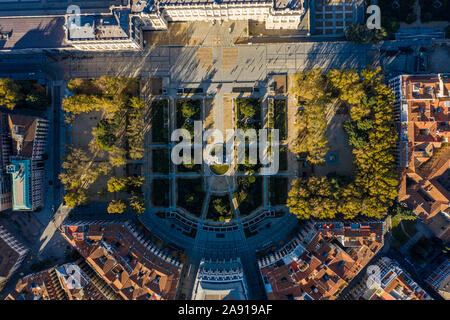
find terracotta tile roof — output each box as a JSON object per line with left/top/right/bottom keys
{"left": 259, "top": 222, "right": 383, "bottom": 300}
{"left": 5, "top": 262, "right": 109, "bottom": 300}
{"left": 60, "top": 222, "right": 182, "bottom": 300}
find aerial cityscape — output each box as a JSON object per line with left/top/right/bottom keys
{"left": 0, "top": 0, "right": 449, "bottom": 306}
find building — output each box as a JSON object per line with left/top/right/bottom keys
{"left": 65, "top": 8, "right": 143, "bottom": 51}
{"left": 5, "top": 114, "right": 49, "bottom": 211}
{"left": 0, "top": 112, "right": 12, "bottom": 212}
{"left": 0, "top": 224, "right": 29, "bottom": 291}
{"left": 389, "top": 74, "right": 450, "bottom": 242}
{"left": 134, "top": 0, "right": 307, "bottom": 30}
{"left": 192, "top": 258, "right": 249, "bottom": 300}
{"left": 344, "top": 257, "right": 432, "bottom": 300}
{"left": 426, "top": 258, "right": 450, "bottom": 300}
{"left": 5, "top": 261, "right": 118, "bottom": 300}
{"left": 311, "top": 0, "right": 363, "bottom": 36}
{"left": 60, "top": 219, "right": 183, "bottom": 300}
{"left": 258, "top": 221, "right": 383, "bottom": 300}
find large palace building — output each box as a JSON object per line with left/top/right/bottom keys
{"left": 0, "top": 0, "right": 363, "bottom": 51}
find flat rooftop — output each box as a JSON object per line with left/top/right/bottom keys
{"left": 0, "top": 17, "right": 67, "bottom": 50}
{"left": 8, "top": 158, "right": 32, "bottom": 211}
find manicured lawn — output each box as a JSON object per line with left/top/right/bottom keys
{"left": 151, "top": 179, "right": 170, "bottom": 207}
{"left": 177, "top": 178, "right": 205, "bottom": 217}
{"left": 236, "top": 98, "right": 262, "bottom": 130}
{"left": 207, "top": 195, "right": 233, "bottom": 222}
{"left": 151, "top": 100, "right": 169, "bottom": 143}
{"left": 176, "top": 99, "right": 202, "bottom": 129}
{"left": 210, "top": 164, "right": 229, "bottom": 175}
{"left": 152, "top": 149, "right": 169, "bottom": 174}
{"left": 234, "top": 176, "right": 263, "bottom": 217}
{"left": 177, "top": 163, "right": 202, "bottom": 173}
{"left": 279, "top": 146, "right": 288, "bottom": 171}
{"left": 269, "top": 177, "right": 288, "bottom": 206}
{"left": 273, "top": 99, "right": 287, "bottom": 140}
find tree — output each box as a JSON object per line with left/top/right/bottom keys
{"left": 239, "top": 100, "right": 256, "bottom": 118}
{"left": 181, "top": 101, "right": 197, "bottom": 119}
{"left": 94, "top": 119, "right": 116, "bottom": 151}
{"left": 287, "top": 177, "right": 338, "bottom": 219}
{"left": 129, "top": 97, "right": 145, "bottom": 110}
{"left": 327, "top": 70, "right": 365, "bottom": 105}
{"left": 291, "top": 69, "right": 328, "bottom": 102}
{"left": 109, "top": 147, "right": 127, "bottom": 167}
{"left": 107, "top": 177, "right": 128, "bottom": 193}
{"left": 107, "top": 200, "right": 126, "bottom": 214}
{"left": 129, "top": 195, "right": 145, "bottom": 214}
{"left": 288, "top": 68, "right": 397, "bottom": 220}
{"left": 213, "top": 199, "right": 229, "bottom": 216}
{"left": 64, "top": 190, "right": 87, "bottom": 209}
{"left": 62, "top": 94, "right": 98, "bottom": 114}
{"left": 392, "top": 202, "right": 417, "bottom": 221}
{"left": 0, "top": 78, "right": 22, "bottom": 109}
{"left": 59, "top": 149, "right": 99, "bottom": 191}
{"left": 345, "top": 24, "right": 387, "bottom": 44}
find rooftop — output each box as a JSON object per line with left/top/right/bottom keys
{"left": 0, "top": 17, "right": 67, "bottom": 50}
{"left": 0, "top": 224, "right": 28, "bottom": 281}
{"left": 259, "top": 221, "right": 383, "bottom": 300}
{"left": 7, "top": 158, "right": 31, "bottom": 211}
{"left": 6, "top": 262, "right": 110, "bottom": 300}
{"left": 60, "top": 221, "right": 183, "bottom": 300}
{"left": 192, "top": 258, "right": 249, "bottom": 300}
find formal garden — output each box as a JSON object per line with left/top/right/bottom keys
{"left": 269, "top": 177, "right": 289, "bottom": 206}
{"left": 152, "top": 149, "right": 170, "bottom": 174}
{"left": 207, "top": 195, "right": 234, "bottom": 222}
{"left": 236, "top": 98, "right": 262, "bottom": 130}
{"left": 270, "top": 98, "right": 287, "bottom": 141}
{"left": 176, "top": 98, "right": 201, "bottom": 135}
{"left": 60, "top": 76, "right": 146, "bottom": 214}
{"left": 234, "top": 176, "right": 263, "bottom": 217}
{"left": 287, "top": 68, "right": 397, "bottom": 220}
{"left": 150, "top": 99, "right": 169, "bottom": 143}
{"left": 151, "top": 178, "right": 170, "bottom": 207}
{"left": 177, "top": 178, "right": 205, "bottom": 218}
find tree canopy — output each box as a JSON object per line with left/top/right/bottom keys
{"left": 288, "top": 68, "right": 398, "bottom": 219}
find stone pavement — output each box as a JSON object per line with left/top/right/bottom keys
{"left": 69, "top": 42, "right": 369, "bottom": 82}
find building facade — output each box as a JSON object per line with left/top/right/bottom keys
{"left": 0, "top": 224, "right": 29, "bottom": 291}
{"left": 192, "top": 258, "right": 249, "bottom": 300}
{"left": 426, "top": 258, "right": 450, "bottom": 299}
{"left": 389, "top": 74, "right": 450, "bottom": 242}
{"left": 6, "top": 115, "right": 49, "bottom": 211}
{"left": 258, "top": 221, "right": 384, "bottom": 300}
{"left": 344, "top": 257, "right": 432, "bottom": 300}
{"left": 0, "top": 112, "right": 12, "bottom": 212}
{"left": 60, "top": 219, "right": 183, "bottom": 300}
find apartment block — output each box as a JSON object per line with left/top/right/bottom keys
{"left": 6, "top": 261, "right": 119, "bottom": 300}
{"left": 6, "top": 114, "right": 49, "bottom": 211}
{"left": 258, "top": 221, "right": 383, "bottom": 300}
{"left": 389, "top": 74, "right": 450, "bottom": 242}
{"left": 60, "top": 220, "right": 183, "bottom": 300}
{"left": 426, "top": 258, "right": 449, "bottom": 300}
{"left": 0, "top": 224, "right": 29, "bottom": 291}
{"left": 344, "top": 257, "right": 432, "bottom": 300}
